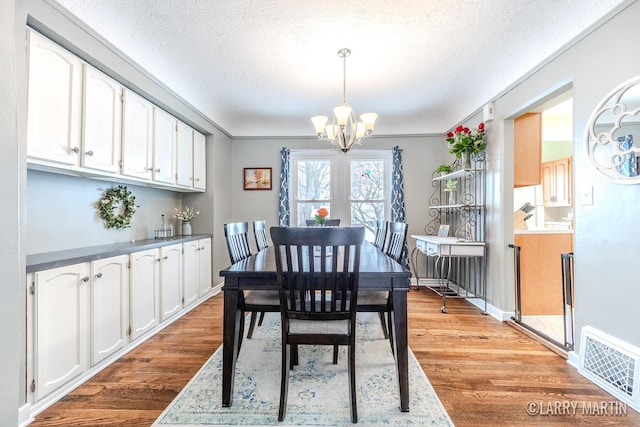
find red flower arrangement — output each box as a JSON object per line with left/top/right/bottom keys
{"left": 446, "top": 122, "right": 486, "bottom": 158}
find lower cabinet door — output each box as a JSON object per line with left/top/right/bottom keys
{"left": 34, "top": 263, "right": 90, "bottom": 400}
{"left": 198, "top": 238, "right": 212, "bottom": 298}
{"left": 160, "top": 244, "right": 183, "bottom": 320}
{"left": 129, "top": 249, "right": 160, "bottom": 340}
{"left": 182, "top": 240, "right": 199, "bottom": 308}
{"left": 91, "top": 255, "right": 129, "bottom": 365}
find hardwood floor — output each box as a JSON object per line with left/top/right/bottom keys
{"left": 31, "top": 289, "right": 639, "bottom": 426}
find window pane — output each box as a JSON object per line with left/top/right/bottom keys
{"left": 296, "top": 160, "right": 331, "bottom": 200}
{"left": 351, "top": 202, "right": 384, "bottom": 241}
{"left": 350, "top": 160, "right": 384, "bottom": 200}
{"left": 296, "top": 203, "right": 332, "bottom": 227}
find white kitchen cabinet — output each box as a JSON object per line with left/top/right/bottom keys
{"left": 182, "top": 240, "right": 199, "bottom": 308}
{"left": 153, "top": 107, "right": 177, "bottom": 185}
{"left": 129, "top": 249, "right": 160, "bottom": 340}
{"left": 26, "top": 30, "right": 83, "bottom": 166}
{"left": 82, "top": 65, "right": 123, "bottom": 173}
{"left": 193, "top": 130, "right": 206, "bottom": 190}
{"left": 160, "top": 244, "right": 183, "bottom": 320}
{"left": 33, "top": 263, "right": 90, "bottom": 400}
{"left": 198, "top": 238, "right": 212, "bottom": 298}
{"left": 90, "top": 255, "right": 129, "bottom": 365}
{"left": 176, "top": 120, "right": 194, "bottom": 188}
{"left": 183, "top": 238, "right": 212, "bottom": 305}
{"left": 121, "top": 89, "right": 154, "bottom": 179}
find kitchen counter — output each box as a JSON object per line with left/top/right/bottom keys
{"left": 514, "top": 232, "right": 573, "bottom": 316}
{"left": 26, "top": 234, "right": 212, "bottom": 273}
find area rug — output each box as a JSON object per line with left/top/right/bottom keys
{"left": 153, "top": 312, "right": 453, "bottom": 426}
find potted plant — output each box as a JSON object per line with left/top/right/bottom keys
{"left": 174, "top": 206, "right": 200, "bottom": 235}
{"left": 436, "top": 164, "right": 453, "bottom": 176}
{"left": 443, "top": 179, "right": 458, "bottom": 204}
{"left": 445, "top": 122, "right": 487, "bottom": 169}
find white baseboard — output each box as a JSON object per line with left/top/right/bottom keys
{"left": 567, "top": 350, "right": 580, "bottom": 369}
{"left": 18, "top": 403, "right": 33, "bottom": 427}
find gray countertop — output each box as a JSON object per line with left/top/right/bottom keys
{"left": 26, "top": 234, "right": 212, "bottom": 273}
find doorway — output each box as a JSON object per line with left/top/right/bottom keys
{"left": 512, "top": 92, "right": 575, "bottom": 350}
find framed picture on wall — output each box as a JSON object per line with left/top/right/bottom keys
{"left": 243, "top": 167, "right": 272, "bottom": 190}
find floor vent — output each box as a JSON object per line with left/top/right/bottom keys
{"left": 578, "top": 326, "right": 640, "bottom": 411}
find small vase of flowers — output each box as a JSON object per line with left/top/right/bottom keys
{"left": 174, "top": 206, "right": 200, "bottom": 235}
{"left": 315, "top": 207, "right": 329, "bottom": 226}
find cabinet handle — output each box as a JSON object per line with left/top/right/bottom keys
{"left": 155, "top": 168, "right": 161, "bottom": 172}
{"left": 195, "top": 178, "right": 200, "bottom": 182}
{"left": 156, "top": 258, "right": 161, "bottom": 263}
{"left": 82, "top": 276, "right": 90, "bottom": 283}
{"left": 163, "top": 255, "right": 168, "bottom": 260}
{"left": 85, "top": 150, "right": 94, "bottom": 156}
{"left": 95, "top": 272, "right": 102, "bottom": 278}
{"left": 70, "top": 147, "right": 80, "bottom": 154}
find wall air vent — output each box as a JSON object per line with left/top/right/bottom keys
{"left": 578, "top": 326, "right": 640, "bottom": 412}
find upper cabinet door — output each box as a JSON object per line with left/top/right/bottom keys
{"left": 82, "top": 65, "right": 123, "bottom": 173}
{"left": 514, "top": 112, "right": 542, "bottom": 188}
{"left": 153, "top": 107, "right": 177, "bottom": 185}
{"left": 121, "top": 89, "right": 153, "bottom": 179}
{"left": 193, "top": 131, "right": 206, "bottom": 190}
{"left": 176, "top": 120, "right": 194, "bottom": 188}
{"left": 27, "top": 30, "right": 83, "bottom": 166}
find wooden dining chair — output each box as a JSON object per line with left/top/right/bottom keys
{"left": 271, "top": 226, "right": 364, "bottom": 423}
{"left": 358, "top": 221, "right": 408, "bottom": 347}
{"left": 251, "top": 220, "right": 270, "bottom": 331}
{"left": 373, "top": 219, "right": 388, "bottom": 251}
{"left": 253, "top": 220, "right": 269, "bottom": 251}
{"left": 385, "top": 221, "right": 408, "bottom": 263}
{"left": 224, "top": 222, "right": 279, "bottom": 343}
{"left": 305, "top": 218, "right": 341, "bottom": 227}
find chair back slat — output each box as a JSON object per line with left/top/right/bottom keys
{"left": 373, "top": 219, "right": 388, "bottom": 251}
{"left": 271, "top": 226, "right": 364, "bottom": 321}
{"left": 384, "top": 222, "right": 408, "bottom": 263}
{"left": 224, "top": 222, "right": 252, "bottom": 264}
{"left": 253, "top": 220, "right": 269, "bottom": 251}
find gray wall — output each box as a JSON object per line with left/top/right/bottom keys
{"left": 2, "top": 0, "right": 21, "bottom": 424}
{"left": 487, "top": 1, "right": 640, "bottom": 348}
{"left": 26, "top": 171, "right": 182, "bottom": 253}
{"left": 231, "top": 135, "right": 450, "bottom": 260}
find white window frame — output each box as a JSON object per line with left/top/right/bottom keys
{"left": 290, "top": 149, "right": 392, "bottom": 228}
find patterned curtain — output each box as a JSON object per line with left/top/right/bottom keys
{"left": 278, "top": 147, "right": 291, "bottom": 226}
{"left": 391, "top": 145, "right": 409, "bottom": 268}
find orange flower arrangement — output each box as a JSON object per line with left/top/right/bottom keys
{"left": 315, "top": 207, "right": 329, "bottom": 225}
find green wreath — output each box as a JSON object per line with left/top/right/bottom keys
{"left": 98, "top": 185, "right": 137, "bottom": 229}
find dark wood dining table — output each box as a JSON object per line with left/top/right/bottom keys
{"left": 219, "top": 240, "right": 412, "bottom": 412}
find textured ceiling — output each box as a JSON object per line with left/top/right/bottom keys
{"left": 53, "top": 0, "right": 628, "bottom": 137}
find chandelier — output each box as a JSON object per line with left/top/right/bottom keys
{"left": 311, "top": 48, "right": 378, "bottom": 153}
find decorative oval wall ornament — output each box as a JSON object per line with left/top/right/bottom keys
{"left": 98, "top": 185, "right": 137, "bottom": 229}
{"left": 585, "top": 75, "right": 640, "bottom": 184}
